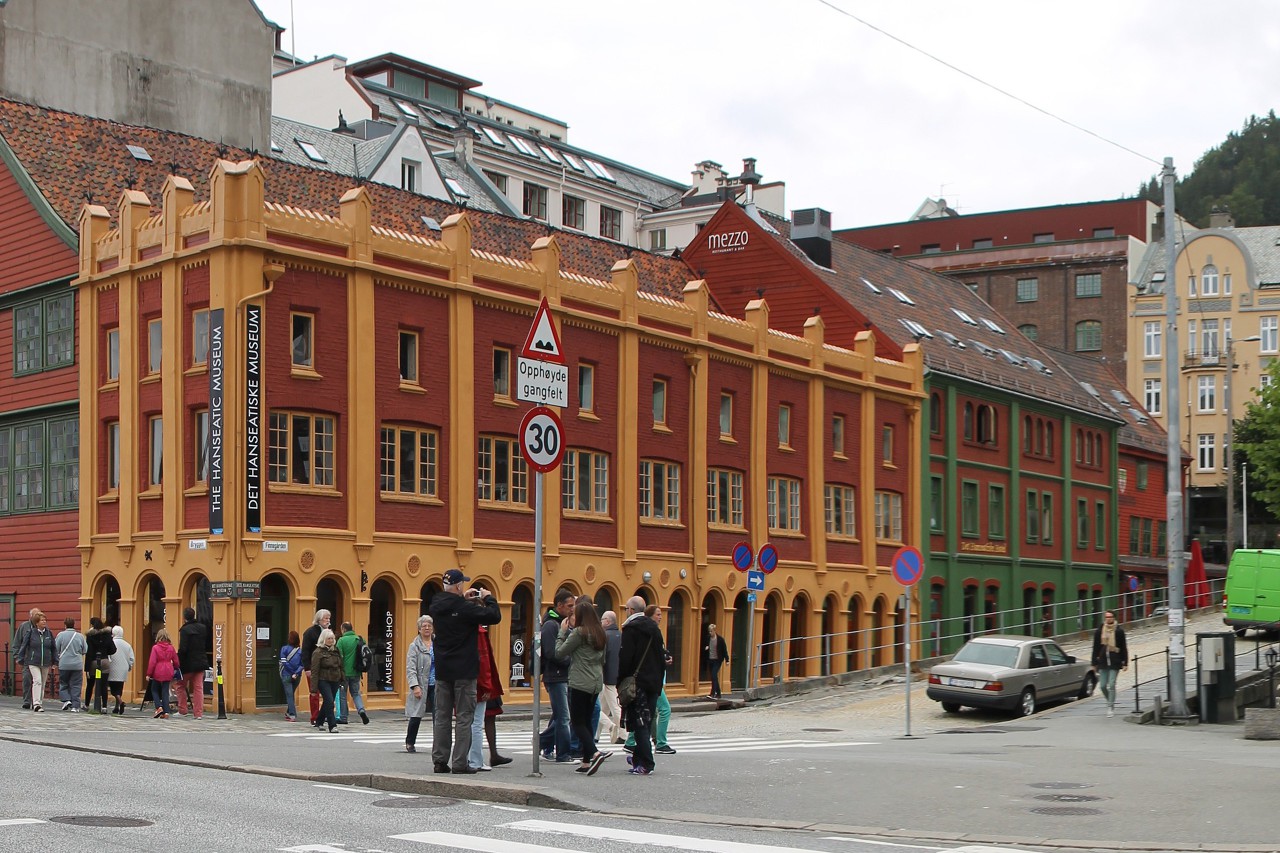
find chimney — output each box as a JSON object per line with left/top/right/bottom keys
{"left": 738, "top": 157, "right": 761, "bottom": 206}
{"left": 792, "top": 208, "right": 833, "bottom": 268}
{"left": 1209, "top": 205, "right": 1235, "bottom": 229}
{"left": 453, "top": 122, "right": 477, "bottom": 163}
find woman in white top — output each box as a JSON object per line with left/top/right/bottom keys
{"left": 106, "top": 626, "right": 135, "bottom": 716}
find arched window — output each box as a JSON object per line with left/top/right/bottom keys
{"left": 963, "top": 402, "right": 974, "bottom": 441}
{"left": 1045, "top": 423, "right": 1054, "bottom": 457}
{"left": 1201, "top": 264, "right": 1219, "bottom": 296}
{"left": 1075, "top": 320, "right": 1102, "bottom": 352}
{"left": 1037, "top": 419, "right": 1046, "bottom": 455}
{"left": 1023, "top": 415, "right": 1033, "bottom": 450}
{"left": 1018, "top": 324, "right": 1038, "bottom": 341}
{"left": 976, "top": 405, "right": 997, "bottom": 445}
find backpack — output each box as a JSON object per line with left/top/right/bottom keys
{"left": 356, "top": 639, "right": 372, "bottom": 674}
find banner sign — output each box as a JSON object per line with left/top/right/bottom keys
{"left": 208, "top": 308, "right": 225, "bottom": 534}
{"left": 245, "top": 303, "right": 262, "bottom": 532}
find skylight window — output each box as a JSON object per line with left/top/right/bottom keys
{"left": 1026, "top": 357, "right": 1054, "bottom": 375}
{"left": 126, "top": 144, "right": 153, "bottom": 162}
{"left": 952, "top": 309, "right": 977, "bottom": 325}
{"left": 939, "top": 331, "right": 966, "bottom": 348}
{"left": 900, "top": 319, "right": 932, "bottom": 339}
{"left": 480, "top": 126, "right": 506, "bottom": 146}
{"left": 394, "top": 100, "right": 420, "bottom": 118}
{"left": 539, "top": 145, "right": 562, "bottom": 164}
{"left": 1111, "top": 389, "right": 1131, "bottom": 405}
{"left": 296, "top": 140, "right": 326, "bottom": 163}
{"left": 562, "top": 153, "right": 585, "bottom": 172}
{"left": 999, "top": 349, "right": 1025, "bottom": 367}
{"left": 1152, "top": 272, "right": 1166, "bottom": 282}
{"left": 270, "top": 140, "right": 284, "bottom": 154}
{"left": 888, "top": 288, "right": 915, "bottom": 305}
{"left": 583, "top": 158, "right": 615, "bottom": 181}
{"left": 444, "top": 178, "right": 470, "bottom": 199}
{"left": 1081, "top": 382, "right": 1100, "bottom": 398}
{"left": 509, "top": 136, "right": 539, "bottom": 157}
{"left": 971, "top": 341, "right": 997, "bottom": 357}
{"left": 980, "top": 318, "right": 1006, "bottom": 334}
{"left": 861, "top": 277, "right": 882, "bottom": 294}
{"left": 421, "top": 216, "right": 442, "bottom": 231}
{"left": 426, "top": 111, "right": 456, "bottom": 130}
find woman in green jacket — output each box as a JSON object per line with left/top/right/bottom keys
{"left": 555, "top": 597, "right": 609, "bottom": 775}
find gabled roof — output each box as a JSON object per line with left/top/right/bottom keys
{"left": 1041, "top": 347, "right": 1169, "bottom": 456}
{"left": 0, "top": 99, "right": 692, "bottom": 299}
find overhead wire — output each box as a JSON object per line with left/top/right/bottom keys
{"left": 814, "top": 0, "right": 1164, "bottom": 169}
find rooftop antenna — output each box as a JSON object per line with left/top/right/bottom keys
{"left": 290, "top": 0, "right": 296, "bottom": 61}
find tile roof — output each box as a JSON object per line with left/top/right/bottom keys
{"left": 760, "top": 212, "right": 1121, "bottom": 421}
{"left": 1134, "top": 227, "right": 1280, "bottom": 291}
{"left": 0, "top": 98, "right": 692, "bottom": 299}
{"left": 1040, "top": 347, "right": 1169, "bottom": 456}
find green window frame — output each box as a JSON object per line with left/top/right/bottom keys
{"left": 929, "top": 475, "right": 944, "bottom": 533}
{"left": 988, "top": 484, "right": 1006, "bottom": 539}
{"left": 1016, "top": 278, "right": 1038, "bottom": 302}
{"left": 1094, "top": 501, "right": 1106, "bottom": 551}
{"left": 1129, "top": 516, "right": 1140, "bottom": 555}
{"left": 1041, "top": 493, "right": 1054, "bottom": 544}
{"left": 13, "top": 293, "right": 74, "bottom": 375}
{"left": 1076, "top": 498, "right": 1089, "bottom": 547}
{"left": 1025, "top": 490, "right": 1040, "bottom": 543}
{"left": 1075, "top": 273, "right": 1102, "bottom": 298}
{"left": 0, "top": 414, "right": 78, "bottom": 513}
{"left": 961, "top": 480, "right": 979, "bottom": 536}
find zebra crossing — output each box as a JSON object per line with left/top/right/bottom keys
{"left": 268, "top": 728, "right": 876, "bottom": 754}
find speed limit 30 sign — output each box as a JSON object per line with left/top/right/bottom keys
{"left": 519, "top": 406, "right": 565, "bottom": 473}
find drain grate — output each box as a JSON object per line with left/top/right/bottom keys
{"left": 1029, "top": 781, "right": 1093, "bottom": 790}
{"left": 802, "top": 727, "right": 842, "bottom": 732}
{"left": 1035, "top": 794, "right": 1103, "bottom": 803}
{"left": 371, "top": 797, "right": 457, "bottom": 809}
{"left": 1030, "top": 806, "right": 1103, "bottom": 816}
{"left": 49, "top": 816, "right": 153, "bottom": 828}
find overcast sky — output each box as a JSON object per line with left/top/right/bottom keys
{"left": 253, "top": 0, "right": 1280, "bottom": 228}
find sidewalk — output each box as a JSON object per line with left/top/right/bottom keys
{"left": 3, "top": 609, "right": 1278, "bottom": 852}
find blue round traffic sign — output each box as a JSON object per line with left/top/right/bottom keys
{"left": 732, "top": 541, "right": 753, "bottom": 572}
{"left": 891, "top": 546, "right": 924, "bottom": 587}
{"left": 758, "top": 543, "right": 779, "bottom": 574}
{"left": 1128, "top": 575, "right": 1140, "bottom": 592}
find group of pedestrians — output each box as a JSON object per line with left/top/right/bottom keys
{"left": 14, "top": 608, "right": 138, "bottom": 715}
{"left": 287, "top": 609, "right": 373, "bottom": 729}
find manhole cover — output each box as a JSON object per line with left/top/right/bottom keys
{"left": 802, "top": 727, "right": 842, "bottom": 732}
{"left": 370, "top": 797, "right": 456, "bottom": 809}
{"left": 1029, "top": 781, "right": 1093, "bottom": 790}
{"left": 1035, "top": 794, "right": 1103, "bottom": 803}
{"left": 49, "top": 816, "right": 153, "bottom": 828}
{"left": 1030, "top": 806, "right": 1103, "bottom": 816}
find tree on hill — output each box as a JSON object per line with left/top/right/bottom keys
{"left": 1137, "top": 111, "right": 1280, "bottom": 227}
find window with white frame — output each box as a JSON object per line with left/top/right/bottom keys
{"left": 1188, "top": 319, "right": 1198, "bottom": 355}
{"left": 767, "top": 476, "right": 801, "bottom": 531}
{"left": 1201, "top": 319, "right": 1220, "bottom": 356}
{"left": 493, "top": 347, "right": 511, "bottom": 398}
{"left": 148, "top": 416, "right": 163, "bottom": 487}
{"left": 874, "top": 490, "right": 903, "bottom": 541}
{"left": 1262, "top": 316, "right": 1279, "bottom": 353}
{"left": 1197, "top": 375, "right": 1216, "bottom": 412}
{"left": 824, "top": 484, "right": 856, "bottom": 537}
{"left": 193, "top": 309, "right": 210, "bottom": 366}
{"left": 380, "top": 425, "right": 438, "bottom": 497}
{"left": 1143, "top": 321, "right": 1162, "bottom": 358}
{"left": 1201, "top": 265, "right": 1219, "bottom": 296}
{"left": 291, "top": 312, "right": 314, "bottom": 368}
{"left": 399, "top": 331, "right": 419, "bottom": 384}
{"left": 563, "top": 449, "right": 609, "bottom": 515}
{"left": 707, "top": 468, "right": 744, "bottom": 527}
{"left": 1197, "top": 433, "right": 1215, "bottom": 471}
{"left": 477, "top": 435, "right": 527, "bottom": 504}
{"left": 639, "top": 459, "right": 681, "bottom": 521}
{"left": 268, "top": 411, "right": 335, "bottom": 486}
{"left": 1144, "top": 379, "right": 1162, "bottom": 415}
{"left": 577, "top": 363, "right": 595, "bottom": 413}
{"left": 401, "top": 159, "right": 418, "bottom": 193}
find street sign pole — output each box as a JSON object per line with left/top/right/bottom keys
{"left": 530, "top": 469, "right": 544, "bottom": 777}
{"left": 891, "top": 546, "right": 924, "bottom": 740}
{"left": 904, "top": 591, "right": 912, "bottom": 738}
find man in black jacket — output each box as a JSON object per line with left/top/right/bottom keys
{"left": 617, "top": 596, "right": 666, "bottom": 775}
{"left": 301, "top": 609, "right": 331, "bottom": 726}
{"left": 428, "top": 568, "right": 501, "bottom": 774}
{"left": 176, "top": 607, "right": 209, "bottom": 719}
{"left": 537, "top": 587, "right": 575, "bottom": 761}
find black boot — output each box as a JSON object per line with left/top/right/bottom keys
{"left": 485, "top": 714, "right": 511, "bottom": 766}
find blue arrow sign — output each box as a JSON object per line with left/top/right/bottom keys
{"left": 747, "top": 570, "right": 765, "bottom": 591}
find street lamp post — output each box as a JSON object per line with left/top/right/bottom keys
{"left": 1224, "top": 335, "right": 1260, "bottom": 565}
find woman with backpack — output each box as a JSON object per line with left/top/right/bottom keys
{"left": 279, "top": 630, "right": 304, "bottom": 721}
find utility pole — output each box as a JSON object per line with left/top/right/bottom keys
{"left": 1225, "top": 335, "right": 1260, "bottom": 564}
{"left": 1163, "top": 157, "right": 1189, "bottom": 719}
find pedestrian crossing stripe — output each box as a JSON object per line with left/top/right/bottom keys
{"left": 268, "top": 731, "right": 874, "bottom": 752}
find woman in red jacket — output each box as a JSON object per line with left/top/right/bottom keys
{"left": 146, "top": 628, "right": 180, "bottom": 719}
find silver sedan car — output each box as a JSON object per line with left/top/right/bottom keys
{"left": 926, "top": 635, "right": 1097, "bottom": 717}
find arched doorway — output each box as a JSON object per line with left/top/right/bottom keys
{"left": 846, "top": 594, "right": 863, "bottom": 672}
{"left": 731, "top": 590, "right": 751, "bottom": 689}
{"left": 509, "top": 583, "right": 534, "bottom": 688}
{"left": 821, "top": 595, "right": 838, "bottom": 676}
{"left": 789, "top": 593, "right": 810, "bottom": 679}
{"left": 634, "top": 586, "right": 654, "bottom": 606}
{"left": 418, "top": 580, "right": 442, "bottom": 617}
{"left": 140, "top": 575, "right": 167, "bottom": 677}
{"left": 257, "top": 573, "right": 291, "bottom": 707}
{"left": 592, "top": 586, "right": 616, "bottom": 615}
{"left": 316, "top": 577, "right": 344, "bottom": 627}
{"left": 368, "top": 579, "right": 398, "bottom": 694}
{"left": 700, "top": 592, "right": 722, "bottom": 682}
{"left": 666, "top": 591, "right": 688, "bottom": 684}
{"left": 761, "top": 593, "right": 782, "bottom": 682}
{"left": 871, "top": 596, "right": 887, "bottom": 667}
{"left": 96, "top": 576, "right": 121, "bottom": 628}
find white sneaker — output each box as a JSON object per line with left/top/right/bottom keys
{"left": 61, "top": 701, "right": 71, "bottom": 711}
{"left": 1106, "top": 708, "right": 1114, "bottom": 717}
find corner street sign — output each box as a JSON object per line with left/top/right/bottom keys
{"left": 747, "top": 570, "right": 766, "bottom": 591}
{"left": 891, "top": 545, "right": 925, "bottom": 587}
{"left": 520, "top": 297, "right": 566, "bottom": 364}
{"left": 519, "top": 406, "right": 566, "bottom": 473}
{"left": 758, "top": 542, "right": 779, "bottom": 574}
{"left": 731, "top": 541, "right": 754, "bottom": 572}
{"left": 516, "top": 357, "right": 568, "bottom": 406}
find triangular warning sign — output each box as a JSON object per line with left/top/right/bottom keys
{"left": 520, "top": 297, "right": 565, "bottom": 364}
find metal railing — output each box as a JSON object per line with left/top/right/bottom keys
{"left": 750, "top": 582, "right": 1222, "bottom": 688}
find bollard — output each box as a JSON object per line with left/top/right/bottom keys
{"left": 1153, "top": 694, "right": 1162, "bottom": 726}
{"left": 216, "top": 660, "right": 227, "bottom": 720}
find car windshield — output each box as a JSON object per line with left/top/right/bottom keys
{"left": 952, "top": 642, "right": 1020, "bottom": 668}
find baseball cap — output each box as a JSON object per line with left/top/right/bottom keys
{"left": 443, "top": 568, "right": 470, "bottom": 585}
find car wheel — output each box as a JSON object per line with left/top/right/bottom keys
{"left": 1078, "top": 671, "right": 1098, "bottom": 699}
{"left": 1018, "top": 687, "right": 1036, "bottom": 717}
{"left": 941, "top": 702, "right": 962, "bottom": 713}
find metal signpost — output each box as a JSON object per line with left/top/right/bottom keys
{"left": 517, "top": 299, "right": 567, "bottom": 776}
{"left": 731, "top": 542, "right": 754, "bottom": 689}
{"left": 891, "top": 546, "right": 924, "bottom": 738}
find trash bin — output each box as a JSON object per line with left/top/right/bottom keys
{"left": 1197, "top": 631, "right": 1237, "bottom": 723}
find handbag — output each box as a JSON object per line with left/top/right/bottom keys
{"left": 617, "top": 637, "right": 652, "bottom": 706}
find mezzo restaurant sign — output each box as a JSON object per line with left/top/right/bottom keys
{"left": 706, "top": 229, "right": 749, "bottom": 254}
